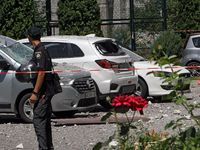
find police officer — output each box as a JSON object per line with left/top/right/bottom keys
{"left": 27, "top": 26, "right": 55, "bottom": 150}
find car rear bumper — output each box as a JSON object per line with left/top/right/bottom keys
{"left": 98, "top": 84, "right": 137, "bottom": 101}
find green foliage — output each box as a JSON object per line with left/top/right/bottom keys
{"left": 134, "top": 0, "right": 164, "bottom": 31}
{"left": 166, "top": 0, "right": 179, "bottom": 31}
{"left": 93, "top": 45, "right": 200, "bottom": 149}
{"left": 167, "top": 0, "right": 200, "bottom": 39}
{"left": 0, "top": 0, "right": 35, "bottom": 40}
{"left": 147, "top": 47, "right": 200, "bottom": 149}
{"left": 176, "top": 0, "right": 200, "bottom": 39}
{"left": 176, "top": 0, "right": 200, "bottom": 30}
{"left": 57, "top": 0, "right": 103, "bottom": 36}
{"left": 150, "top": 31, "right": 184, "bottom": 59}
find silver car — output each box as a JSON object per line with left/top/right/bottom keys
{"left": 181, "top": 33, "right": 200, "bottom": 76}
{"left": 0, "top": 35, "right": 97, "bottom": 123}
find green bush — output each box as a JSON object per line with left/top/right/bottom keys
{"left": 57, "top": 0, "right": 103, "bottom": 37}
{"left": 150, "top": 31, "right": 184, "bottom": 59}
{"left": 0, "top": 0, "right": 35, "bottom": 40}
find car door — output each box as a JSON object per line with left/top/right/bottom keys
{"left": 0, "top": 55, "right": 13, "bottom": 109}
{"left": 42, "top": 42, "right": 75, "bottom": 66}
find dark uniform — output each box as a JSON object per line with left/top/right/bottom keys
{"left": 31, "top": 42, "right": 55, "bottom": 150}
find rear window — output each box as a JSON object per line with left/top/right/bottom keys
{"left": 95, "top": 40, "right": 125, "bottom": 56}
{"left": 192, "top": 37, "right": 200, "bottom": 48}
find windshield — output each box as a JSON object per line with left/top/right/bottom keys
{"left": 0, "top": 37, "right": 33, "bottom": 64}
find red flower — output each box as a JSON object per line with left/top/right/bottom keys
{"left": 111, "top": 95, "right": 148, "bottom": 114}
{"left": 111, "top": 95, "right": 131, "bottom": 108}
{"left": 128, "top": 95, "right": 148, "bottom": 114}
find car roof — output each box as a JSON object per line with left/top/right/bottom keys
{"left": 19, "top": 35, "right": 114, "bottom": 44}
{"left": 183, "top": 33, "right": 200, "bottom": 49}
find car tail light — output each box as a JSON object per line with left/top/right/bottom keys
{"left": 95, "top": 59, "right": 119, "bottom": 69}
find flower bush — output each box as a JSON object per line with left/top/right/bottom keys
{"left": 134, "top": 129, "right": 169, "bottom": 149}
{"left": 111, "top": 95, "right": 148, "bottom": 114}
{"left": 93, "top": 95, "right": 148, "bottom": 150}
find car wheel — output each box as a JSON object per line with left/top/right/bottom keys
{"left": 187, "top": 62, "right": 200, "bottom": 76}
{"left": 53, "top": 111, "right": 76, "bottom": 118}
{"left": 19, "top": 93, "right": 33, "bottom": 123}
{"left": 135, "top": 78, "right": 148, "bottom": 98}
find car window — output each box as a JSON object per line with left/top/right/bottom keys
{"left": 0, "top": 42, "right": 33, "bottom": 64}
{"left": 70, "top": 43, "right": 84, "bottom": 57}
{"left": 22, "top": 42, "right": 73, "bottom": 58}
{"left": 43, "top": 42, "right": 73, "bottom": 58}
{"left": 95, "top": 40, "right": 125, "bottom": 56}
{"left": 192, "top": 37, "right": 200, "bottom": 48}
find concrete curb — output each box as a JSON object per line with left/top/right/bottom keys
{"left": 51, "top": 117, "right": 150, "bottom": 125}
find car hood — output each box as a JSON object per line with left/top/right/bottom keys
{"left": 134, "top": 61, "right": 190, "bottom": 74}
{"left": 54, "top": 62, "right": 91, "bottom": 79}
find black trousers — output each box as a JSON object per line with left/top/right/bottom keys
{"left": 33, "top": 95, "right": 54, "bottom": 150}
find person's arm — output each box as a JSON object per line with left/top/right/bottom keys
{"left": 29, "top": 68, "right": 45, "bottom": 103}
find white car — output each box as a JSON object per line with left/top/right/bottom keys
{"left": 121, "top": 47, "right": 191, "bottom": 99}
{"left": 19, "top": 35, "right": 138, "bottom": 108}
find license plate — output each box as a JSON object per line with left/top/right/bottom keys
{"left": 121, "top": 85, "right": 135, "bottom": 94}
{"left": 85, "top": 91, "right": 95, "bottom": 98}
{"left": 182, "top": 78, "right": 189, "bottom": 82}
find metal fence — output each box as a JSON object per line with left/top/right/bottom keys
{"left": 36, "top": 0, "right": 167, "bottom": 57}
{"left": 98, "top": 0, "right": 167, "bottom": 57}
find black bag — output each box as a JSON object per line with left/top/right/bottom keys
{"left": 44, "top": 46, "right": 62, "bottom": 94}
{"left": 52, "top": 72, "right": 62, "bottom": 94}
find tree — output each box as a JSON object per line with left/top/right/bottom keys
{"left": 176, "top": 0, "right": 200, "bottom": 30}
{"left": 0, "top": 0, "right": 35, "bottom": 40}
{"left": 166, "top": 0, "right": 179, "bottom": 31}
{"left": 57, "top": 0, "right": 103, "bottom": 36}
{"left": 134, "top": 0, "right": 163, "bottom": 31}
{"left": 167, "top": 0, "right": 200, "bottom": 39}
{"left": 177, "top": 0, "right": 200, "bottom": 38}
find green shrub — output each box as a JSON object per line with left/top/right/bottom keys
{"left": 57, "top": 0, "right": 103, "bottom": 37}
{"left": 150, "top": 31, "right": 184, "bottom": 59}
{"left": 0, "top": 0, "right": 35, "bottom": 40}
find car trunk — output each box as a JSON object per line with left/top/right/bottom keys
{"left": 92, "top": 39, "right": 134, "bottom": 77}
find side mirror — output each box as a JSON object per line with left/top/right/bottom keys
{"left": 0, "top": 59, "right": 10, "bottom": 69}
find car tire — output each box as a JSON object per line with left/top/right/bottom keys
{"left": 187, "top": 62, "right": 200, "bottom": 76}
{"left": 135, "top": 78, "right": 148, "bottom": 98}
{"left": 19, "top": 93, "right": 33, "bottom": 123}
{"left": 53, "top": 111, "right": 76, "bottom": 118}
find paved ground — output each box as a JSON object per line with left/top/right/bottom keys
{"left": 0, "top": 80, "right": 200, "bottom": 150}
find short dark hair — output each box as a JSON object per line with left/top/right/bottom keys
{"left": 26, "top": 26, "right": 41, "bottom": 40}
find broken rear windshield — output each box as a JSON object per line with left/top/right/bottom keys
{"left": 95, "top": 40, "right": 125, "bottom": 56}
